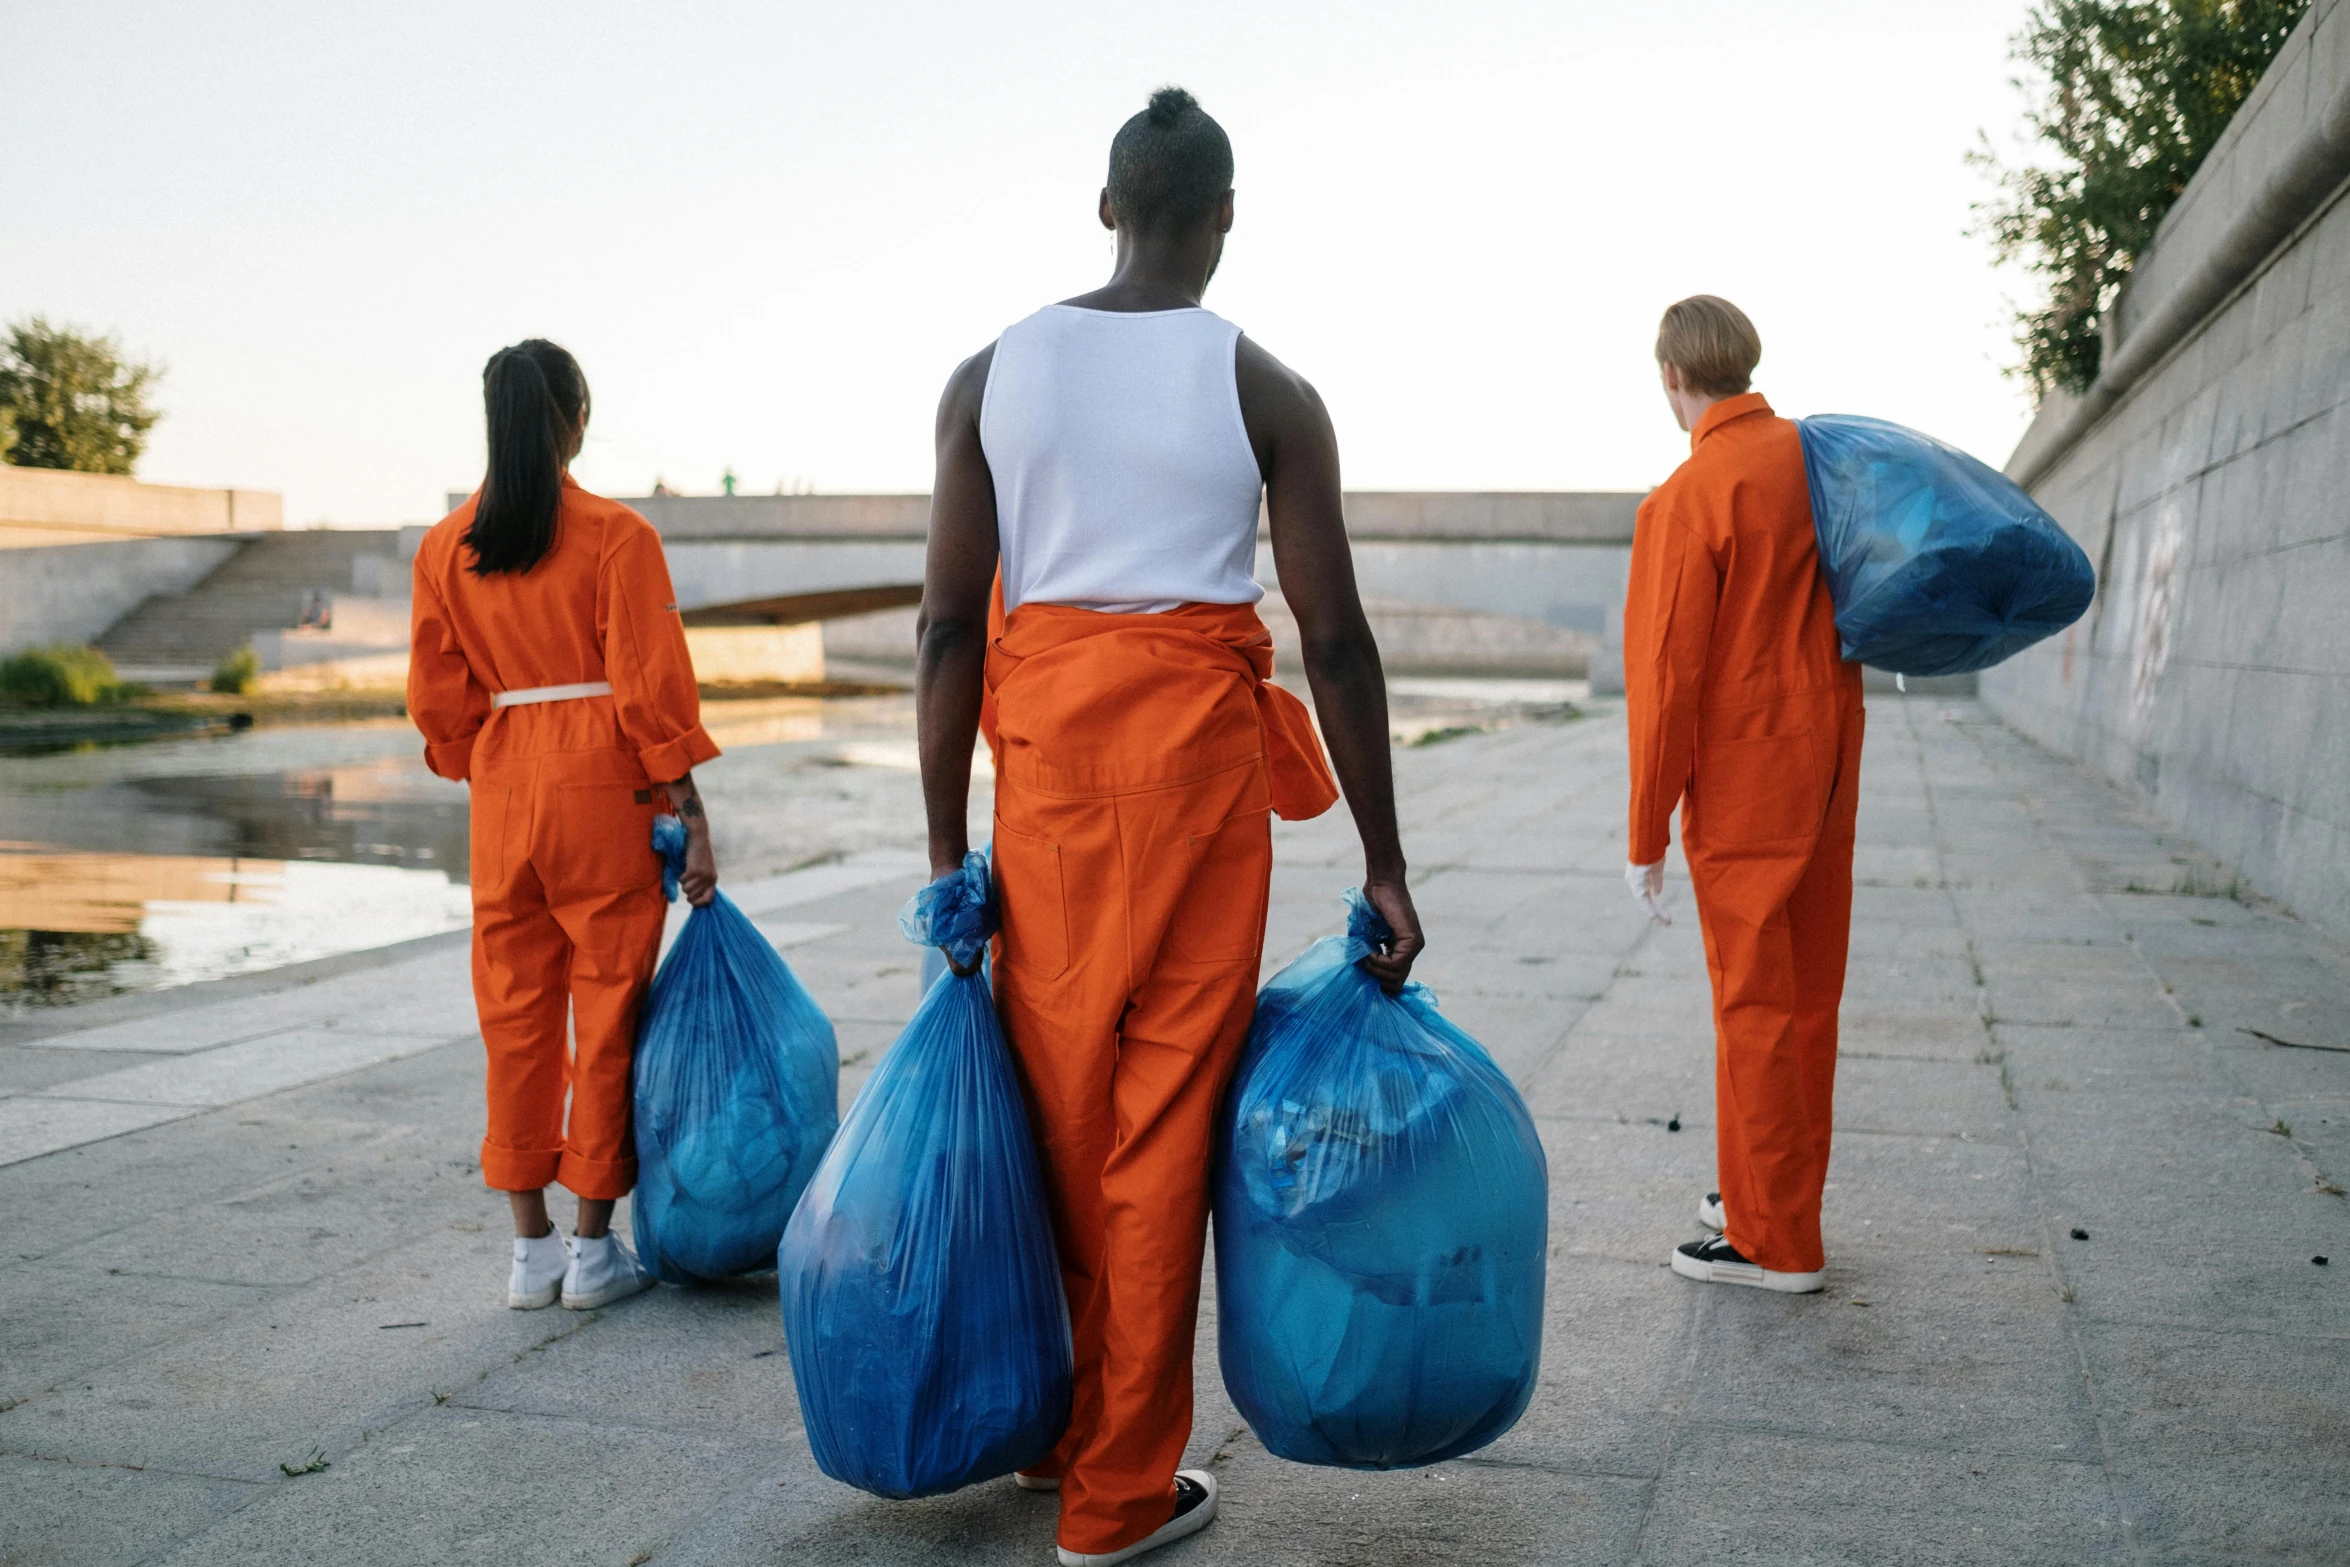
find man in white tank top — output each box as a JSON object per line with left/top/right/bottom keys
{"left": 915, "top": 87, "right": 1426, "bottom": 1567}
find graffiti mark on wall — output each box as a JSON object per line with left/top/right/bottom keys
{"left": 2129, "top": 503, "right": 2185, "bottom": 735}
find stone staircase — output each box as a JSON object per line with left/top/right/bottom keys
{"left": 97, "top": 529, "right": 401, "bottom": 682}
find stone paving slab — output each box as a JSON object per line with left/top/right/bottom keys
{"left": 0, "top": 1452, "right": 257, "bottom": 1567}
{"left": 155, "top": 1407, "right": 801, "bottom": 1567}
{"left": 1634, "top": 1429, "right": 2121, "bottom": 1566}
{"left": 0, "top": 1044, "right": 177, "bottom": 1096}
{"left": 1, "top": 697, "right": 2346, "bottom": 1565}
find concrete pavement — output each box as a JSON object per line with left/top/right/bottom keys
{"left": 3, "top": 697, "right": 2345, "bottom": 1565}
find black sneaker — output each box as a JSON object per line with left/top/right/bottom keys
{"left": 1057, "top": 1471, "right": 1219, "bottom": 1565}
{"left": 1698, "top": 1191, "right": 1725, "bottom": 1231}
{"left": 1671, "top": 1234, "right": 1825, "bottom": 1293}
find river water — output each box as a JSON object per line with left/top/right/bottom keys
{"left": 0, "top": 679, "right": 1579, "bottom": 1014}
{"left": 0, "top": 697, "right": 936, "bottom": 1014}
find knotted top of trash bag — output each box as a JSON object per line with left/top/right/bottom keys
{"left": 653, "top": 813, "right": 688, "bottom": 903}
{"left": 899, "top": 851, "right": 997, "bottom": 971}
{"left": 1341, "top": 886, "right": 1389, "bottom": 962}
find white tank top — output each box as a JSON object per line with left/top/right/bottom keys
{"left": 980, "top": 304, "right": 1265, "bottom": 614}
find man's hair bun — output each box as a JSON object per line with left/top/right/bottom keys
{"left": 1146, "top": 86, "right": 1199, "bottom": 127}
{"left": 1108, "top": 86, "right": 1230, "bottom": 233}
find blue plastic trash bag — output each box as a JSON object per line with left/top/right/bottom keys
{"left": 631, "top": 815, "right": 840, "bottom": 1284}
{"left": 777, "top": 853, "right": 1072, "bottom": 1498}
{"left": 1215, "top": 890, "right": 1548, "bottom": 1470}
{"left": 1799, "top": 414, "right": 2095, "bottom": 677}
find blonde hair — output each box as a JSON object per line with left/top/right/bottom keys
{"left": 1655, "top": 295, "right": 1761, "bottom": 397}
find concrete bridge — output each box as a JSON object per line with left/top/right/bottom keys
{"left": 0, "top": 486, "right": 1645, "bottom": 689}
{"left": 430, "top": 489, "right": 1647, "bottom": 683}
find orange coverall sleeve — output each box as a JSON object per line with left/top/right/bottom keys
{"left": 408, "top": 558, "right": 490, "bottom": 782}
{"left": 1623, "top": 487, "right": 1720, "bottom": 866}
{"left": 600, "top": 525, "right": 720, "bottom": 783}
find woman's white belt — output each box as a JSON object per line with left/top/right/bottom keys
{"left": 490, "top": 681, "right": 614, "bottom": 709}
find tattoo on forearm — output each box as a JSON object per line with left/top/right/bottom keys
{"left": 678, "top": 795, "right": 704, "bottom": 819}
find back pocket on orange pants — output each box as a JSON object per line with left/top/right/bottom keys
{"left": 548, "top": 783, "right": 661, "bottom": 893}
{"left": 1167, "top": 807, "right": 1272, "bottom": 964}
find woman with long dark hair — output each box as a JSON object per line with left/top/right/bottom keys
{"left": 410, "top": 339, "right": 719, "bottom": 1311}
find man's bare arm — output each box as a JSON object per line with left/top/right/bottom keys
{"left": 1237, "top": 335, "right": 1424, "bottom": 989}
{"left": 915, "top": 346, "right": 1001, "bottom": 878}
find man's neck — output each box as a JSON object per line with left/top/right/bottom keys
{"left": 1062, "top": 230, "right": 1217, "bottom": 313}
{"left": 1670, "top": 387, "right": 1727, "bottom": 433}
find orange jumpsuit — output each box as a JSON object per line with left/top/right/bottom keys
{"left": 1624, "top": 393, "right": 1864, "bottom": 1276}
{"left": 409, "top": 476, "right": 719, "bottom": 1201}
{"left": 984, "top": 601, "right": 1335, "bottom": 1558}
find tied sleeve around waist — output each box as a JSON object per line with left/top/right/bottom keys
{"left": 1244, "top": 648, "right": 1341, "bottom": 822}
{"left": 982, "top": 599, "right": 1339, "bottom": 821}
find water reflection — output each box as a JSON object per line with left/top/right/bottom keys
{"left": 3, "top": 759, "right": 470, "bottom": 876}
{"left": 0, "top": 730, "right": 476, "bottom": 1012}
{"left": 0, "top": 850, "right": 471, "bottom": 1012}
{"left": 0, "top": 695, "right": 921, "bottom": 1012}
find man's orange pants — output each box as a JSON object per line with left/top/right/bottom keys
{"left": 1684, "top": 700, "right": 1864, "bottom": 1275}
{"left": 986, "top": 602, "right": 1323, "bottom": 1557}
{"left": 469, "top": 749, "right": 667, "bottom": 1200}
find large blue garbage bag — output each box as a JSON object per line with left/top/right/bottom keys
{"left": 777, "top": 853, "right": 1071, "bottom": 1498}
{"left": 631, "top": 816, "right": 839, "bottom": 1283}
{"left": 1215, "top": 891, "right": 1548, "bottom": 1470}
{"left": 1799, "top": 414, "right": 2095, "bottom": 677}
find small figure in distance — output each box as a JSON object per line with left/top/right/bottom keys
{"left": 1622, "top": 296, "right": 1865, "bottom": 1296}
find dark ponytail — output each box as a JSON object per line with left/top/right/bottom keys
{"left": 466, "top": 339, "right": 589, "bottom": 576}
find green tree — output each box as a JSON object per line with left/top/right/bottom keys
{"left": 1975, "top": 0, "right": 2310, "bottom": 397}
{"left": 0, "top": 316, "right": 164, "bottom": 473}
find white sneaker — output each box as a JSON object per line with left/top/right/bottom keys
{"left": 1057, "top": 1471, "right": 1217, "bottom": 1566}
{"left": 562, "top": 1231, "right": 655, "bottom": 1310}
{"left": 1698, "top": 1191, "right": 1725, "bottom": 1232}
{"left": 1670, "top": 1235, "right": 1824, "bottom": 1294}
{"left": 1014, "top": 1472, "right": 1061, "bottom": 1491}
{"left": 507, "top": 1227, "right": 566, "bottom": 1309}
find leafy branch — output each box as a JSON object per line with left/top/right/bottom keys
{"left": 1973, "top": 0, "right": 2309, "bottom": 397}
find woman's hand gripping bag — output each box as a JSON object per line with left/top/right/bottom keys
{"left": 631, "top": 816, "right": 840, "bottom": 1283}
{"left": 776, "top": 854, "right": 1072, "bottom": 1499}
{"left": 1799, "top": 414, "right": 2095, "bottom": 678}
{"left": 1215, "top": 890, "right": 1548, "bottom": 1470}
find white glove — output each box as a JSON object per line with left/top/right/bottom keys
{"left": 1625, "top": 859, "right": 1670, "bottom": 925}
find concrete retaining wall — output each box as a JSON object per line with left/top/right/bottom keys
{"left": 1983, "top": 0, "right": 2350, "bottom": 938}
{"left": 820, "top": 597, "right": 1599, "bottom": 680}
{"left": 250, "top": 599, "right": 413, "bottom": 674}
{"left": 0, "top": 536, "right": 244, "bottom": 656}
{"left": 1297, "top": 541, "right": 1631, "bottom": 635}
{"left": 661, "top": 540, "right": 930, "bottom": 613}
{"left": 1, "top": 467, "right": 278, "bottom": 547}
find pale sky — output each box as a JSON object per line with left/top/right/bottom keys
{"left": 4, "top": 1, "right": 2050, "bottom": 526}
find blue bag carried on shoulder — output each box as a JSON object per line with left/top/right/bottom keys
{"left": 631, "top": 816, "right": 840, "bottom": 1284}
{"left": 1215, "top": 891, "right": 1548, "bottom": 1470}
{"left": 776, "top": 854, "right": 1072, "bottom": 1499}
{"left": 1798, "top": 414, "right": 2095, "bottom": 677}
